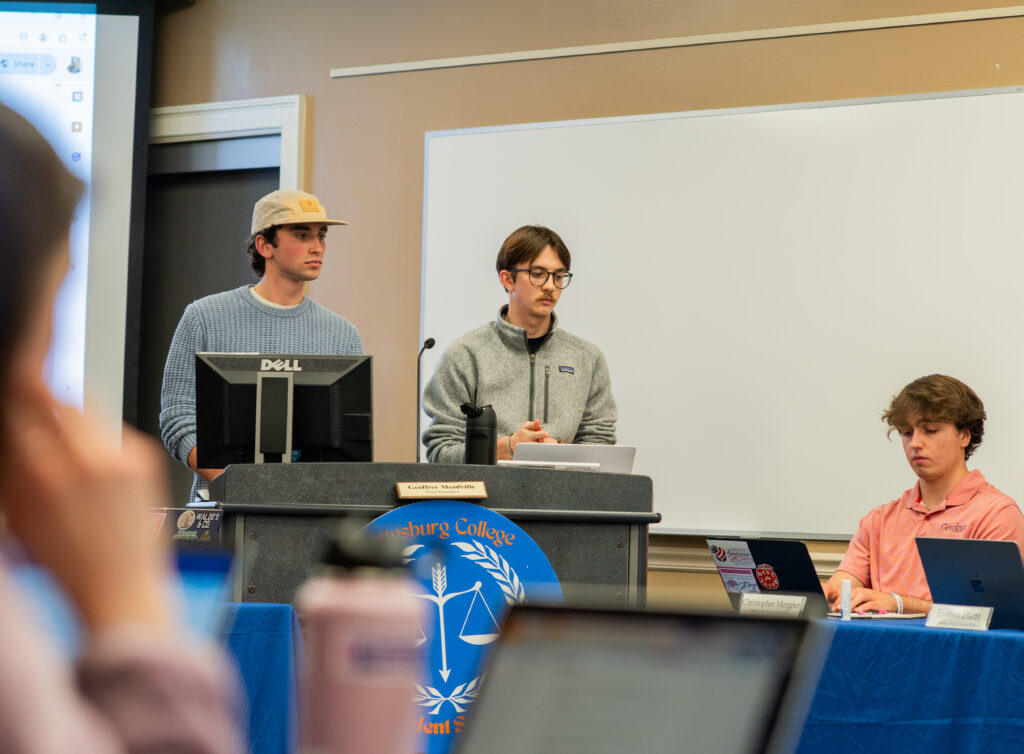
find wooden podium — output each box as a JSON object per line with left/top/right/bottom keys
{"left": 208, "top": 462, "right": 658, "bottom": 607}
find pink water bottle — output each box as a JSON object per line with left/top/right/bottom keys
{"left": 297, "top": 522, "right": 425, "bottom": 754}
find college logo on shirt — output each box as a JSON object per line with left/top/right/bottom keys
{"left": 941, "top": 522, "right": 968, "bottom": 533}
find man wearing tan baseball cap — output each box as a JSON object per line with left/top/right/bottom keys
{"left": 159, "top": 189, "right": 364, "bottom": 500}
{"left": 247, "top": 189, "right": 349, "bottom": 303}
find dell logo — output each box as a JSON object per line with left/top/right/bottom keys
{"left": 260, "top": 358, "right": 303, "bottom": 372}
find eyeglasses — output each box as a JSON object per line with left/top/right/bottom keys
{"left": 509, "top": 267, "right": 574, "bottom": 289}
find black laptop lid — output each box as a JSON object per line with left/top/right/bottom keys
{"left": 707, "top": 538, "right": 828, "bottom": 615}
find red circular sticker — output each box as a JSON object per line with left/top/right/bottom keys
{"left": 755, "top": 564, "right": 779, "bottom": 590}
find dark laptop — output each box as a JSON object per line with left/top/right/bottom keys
{"left": 916, "top": 537, "right": 1024, "bottom": 630}
{"left": 707, "top": 538, "right": 828, "bottom": 617}
{"left": 454, "top": 604, "right": 829, "bottom": 754}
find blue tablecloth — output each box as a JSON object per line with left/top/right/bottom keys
{"left": 797, "top": 618, "right": 1024, "bottom": 753}
{"left": 221, "top": 603, "right": 303, "bottom": 754}
{"left": 219, "top": 605, "right": 1024, "bottom": 754}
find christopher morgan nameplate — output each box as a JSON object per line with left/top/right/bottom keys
{"left": 395, "top": 481, "right": 487, "bottom": 501}
{"left": 738, "top": 593, "right": 807, "bottom": 618}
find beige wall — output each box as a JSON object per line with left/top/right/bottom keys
{"left": 152, "top": 1, "right": 1024, "bottom": 597}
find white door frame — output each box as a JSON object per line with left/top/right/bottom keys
{"left": 149, "top": 95, "right": 307, "bottom": 189}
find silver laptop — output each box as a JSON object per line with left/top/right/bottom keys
{"left": 511, "top": 443, "right": 637, "bottom": 473}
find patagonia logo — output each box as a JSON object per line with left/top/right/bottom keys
{"left": 558, "top": 365, "right": 575, "bottom": 374}
{"left": 260, "top": 358, "right": 302, "bottom": 372}
{"left": 941, "top": 522, "right": 968, "bottom": 533}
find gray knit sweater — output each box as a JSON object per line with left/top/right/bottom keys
{"left": 422, "top": 307, "right": 617, "bottom": 463}
{"left": 159, "top": 285, "right": 363, "bottom": 500}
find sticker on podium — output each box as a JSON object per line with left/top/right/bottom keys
{"left": 365, "top": 501, "right": 561, "bottom": 754}
{"left": 396, "top": 481, "right": 487, "bottom": 500}
{"left": 150, "top": 508, "right": 223, "bottom": 545}
{"left": 926, "top": 604, "right": 993, "bottom": 631}
{"left": 738, "top": 593, "right": 807, "bottom": 617}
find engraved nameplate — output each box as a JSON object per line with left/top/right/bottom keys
{"left": 738, "top": 593, "right": 807, "bottom": 617}
{"left": 396, "top": 481, "right": 488, "bottom": 500}
{"left": 926, "top": 604, "right": 993, "bottom": 631}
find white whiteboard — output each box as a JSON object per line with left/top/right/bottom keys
{"left": 420, "top": 87, "right": 1024, "bottom": 538}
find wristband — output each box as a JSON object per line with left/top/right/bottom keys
{"left": 506, "top": 435, "right": 513, "bottom": 456}
{"left": 890, "top": 592, "right": 904, "bottom": 615}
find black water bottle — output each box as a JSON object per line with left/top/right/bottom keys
{"left": 461, "top": 402, "right": 497, "bottom": 464}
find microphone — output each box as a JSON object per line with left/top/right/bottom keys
{"left": 416, "top": 337, "right": 436, "bottom": 463}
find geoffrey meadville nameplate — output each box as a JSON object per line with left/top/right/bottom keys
{"left": 926, "top": 604, "right": 993, "bottom": 631}
{"left": 738, "top": 593, "right": 807, "bottom": 618}
{"left": 396, "top": 481, "right": 488, "bottom": 500}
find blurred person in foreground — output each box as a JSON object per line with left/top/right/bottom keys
{"left": 0, "top": 103, "right": 243, "bottom": 753}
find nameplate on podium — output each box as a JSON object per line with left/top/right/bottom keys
{"left": 395, "top": 481, "right": 487, "bottom": 500}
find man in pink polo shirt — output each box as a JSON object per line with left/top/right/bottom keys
{"left": 823, "top": 374, "right": 1024, "bottom": 615}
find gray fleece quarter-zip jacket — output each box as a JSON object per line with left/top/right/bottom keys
{"left": 422, "top": 306, "right": 617, "bottom": 463}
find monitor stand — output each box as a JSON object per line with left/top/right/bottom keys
{"left": 254, "top": 372, "right": 293, "bottom": 464}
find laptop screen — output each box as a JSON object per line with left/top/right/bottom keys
{"left": 455, "top": 605, "right": 824, "bottom": 754}
{"left": 6, "top": 547, "right": 235, "bottom": 657}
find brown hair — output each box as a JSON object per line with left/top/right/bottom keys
{"left": 245, "top": 225, "right": 280, "bottom": 277}
{"left": 0, "top": 104, "right": 83, "bottom": 445}
{"left": 882, "top": 374, "right": 986, "bottom": 460}
{"left": 495, "top": 225, "right": 571, "bottom": 286}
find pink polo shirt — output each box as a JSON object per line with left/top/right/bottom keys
{"left": 838, "top": 469, "right": 1024, "bottom": 600}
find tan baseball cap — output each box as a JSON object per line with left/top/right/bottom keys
{"left": 250, "top": 189, "right": 348, "bottom": 234}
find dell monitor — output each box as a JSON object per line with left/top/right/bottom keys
{"left": 195, "top": 353, "right": 372, "bottom": 468}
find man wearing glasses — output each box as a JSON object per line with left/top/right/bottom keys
{"left": 422, "top": 225, "right": 617, "bottom": 463}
